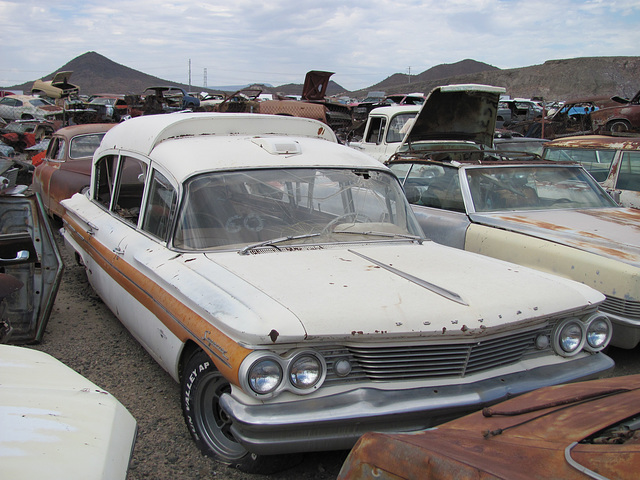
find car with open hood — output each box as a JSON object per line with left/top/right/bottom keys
{"left": 31, "top": 71, "right": 80, "bottom": 99}
{"left": 61, "top": 112, "right": 613, "bottom": 473}
{"left": 388, "top": 151, "right": 640, "bottom": 349}
{"left": 348, "top": 84, "right": 504, "bottom": 163}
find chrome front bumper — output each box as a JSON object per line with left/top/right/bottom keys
{"left": 220, "top": 353, "right": 614, "bottom": 455}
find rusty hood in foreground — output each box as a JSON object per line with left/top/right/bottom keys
{"left": 338, "top": 374, "right": 640, "bottom": 480}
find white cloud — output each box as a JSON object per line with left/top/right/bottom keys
{"left": 0, "top": 0, "right": 638, "bottom": 91}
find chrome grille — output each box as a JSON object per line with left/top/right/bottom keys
{"left": 601, "top": 295, "right": 640, "bottom": 320}
{"left": 319, "top": 323, "right": 556, "bottom": 385}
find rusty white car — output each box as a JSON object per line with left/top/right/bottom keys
{"left": 61, "top": 112, "right": 613, "bottom": 473}
{"left": 388, "top": 152, "right": 640, "bottom": 349}
{"left": 0, "top": 344, "right": 136, "bottom": 479}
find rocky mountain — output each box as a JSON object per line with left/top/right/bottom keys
{"left": 5, "top": 51, "right": 640, "bottom": 102}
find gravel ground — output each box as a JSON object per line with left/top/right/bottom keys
{"left": 26, "top": 229, "right": 640, "bottom": 480}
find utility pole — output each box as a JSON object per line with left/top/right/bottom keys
{"left": 188, "top": 59, "right": 192, "bottom": 90}
{"left": 204, "top": 68, "right": 207, "bottom": 88}
{"left": 408, "top": 66, "right": 411, "bottom": 84}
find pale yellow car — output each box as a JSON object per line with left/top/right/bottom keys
{"left": 389, "top": 153, "right": 640, "bottom": 349}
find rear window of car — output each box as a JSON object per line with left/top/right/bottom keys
{"left": 543, "top": 147, "right": 616, "bottom": 182}
{"left": 69, "top": 133, "right": 107, "bottom": 159}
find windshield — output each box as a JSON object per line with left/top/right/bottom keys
{"left": 173, "top": 168, "right": 423, "bottom": 250}
{"left": 466, "top": 165, "right": 618, "bottom": 212}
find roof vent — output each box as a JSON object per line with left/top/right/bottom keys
{"left": 251, "top": 137, "right": 302, "bottom": 155}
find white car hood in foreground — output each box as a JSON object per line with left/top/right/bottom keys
{"left": 184, "top": 242, "right": 604, "bottom": 344}
{"left": 471, "top": 208, "right": 640, "bottom": 267}
{"left": 0, "top": 345, "right": 136, "bottom": 480}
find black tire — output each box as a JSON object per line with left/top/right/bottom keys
{"left": 181, "top": 349, "right": 298, "bottom": 474}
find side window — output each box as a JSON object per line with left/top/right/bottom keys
{"left": 616, "top": 152, "right": 640, "bottom": 191}
{"left": 94, "top": 155, "right": 118, "bottom": 209}
{"left": 142, "top": 170, "right": 177, "bottom": 240}
{"left": 365, "top": 117, "right": 386, "bottom": 144}
{"left": 113, "top": 156, "right": 148, "bottom": 225}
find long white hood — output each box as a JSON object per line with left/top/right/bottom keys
{"left": 152, "top": 242, "right": 605, "bottom": 345}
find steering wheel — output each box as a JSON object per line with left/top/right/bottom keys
{"left": 322, "top": 213, "right": 372, "bottom": 234}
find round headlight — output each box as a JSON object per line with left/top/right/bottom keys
{"left": 585, "top": 314, "right": 612, "bottom": 352}
{"left": 289, "top": 355, "right": 322, "bottom": 389}
{"left": 553, "top": 318, "right": 585, "bottom": 356}
{"left": 248, "top": 359, "right": 282, "bottom": 394}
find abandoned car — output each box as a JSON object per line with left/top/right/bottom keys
{"left": 142, "top": 86, "right": 200, "bottom": 114}
{"left": 347, "top": 105, "right": 420, "bottom": 162}
{"left": 388, "top": 153, "right": 640, "bottom": 349}
{"left": 61, "top": 112, "right": 613, "bottom": 473}
{"left": 31, "top": 123, "right": 114, "bottom": 221}
{"left": 543, "top": 134, "right": 640, "bottom": 209}
{"left": 31, "top": 71, "right": 80, "bottom": 99}
{"left": 0, "top": 95, "right": 63, "bottom": 122}
{"left": 395, "top": 83, "right": 505, "bottom": 157}
{"left": 338, "top": 373, "right": 640, "bottom": 480}
{"left": 0, "top": 344, "right": 136, "bottom": 479}
{"left": 590, "top": 87, "right": 640, "bottom": 134}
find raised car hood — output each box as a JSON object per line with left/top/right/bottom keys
{"left": 0, "top": 344, "right": 136, "bottom": 479}
{"left": 400, "top": 84, "right": 505, "bottom": 150}
{"left": 472, "top": 208, "right": 640, "bottom": 267}
{"left": 201, "top": 242, "right": 602, "bottom": 343}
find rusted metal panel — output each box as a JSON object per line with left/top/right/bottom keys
{"left": 338, "top": 375, "right": 640, "bottom": 480}
{"left": 0, "top": 191, "right": 63, "bottom": 343}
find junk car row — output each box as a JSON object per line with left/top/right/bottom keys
{"left": 2, "top": 79, "right": 640, "bottom": 478}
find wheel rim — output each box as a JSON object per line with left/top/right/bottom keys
{"left": 194, "top": 370, "right": 248, "bottom": 461}
{"left": 610, "top": 121, "right": 629, "bottom": 133}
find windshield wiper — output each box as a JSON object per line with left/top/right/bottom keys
{"left": 332, "top": 230, "right": 424, "bottom": 243}
{"left": 239, "top": 233, "right": 321, "bottom": 255}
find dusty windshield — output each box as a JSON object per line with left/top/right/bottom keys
{"left": 465, "top": 166, "right": 618, "bottom": 212}
{"left": 173, "top": 167, "right": 422, "bottom": 250}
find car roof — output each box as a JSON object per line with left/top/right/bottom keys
{"left": 368, "top": 105, "right": 421, "bottom": 116}
{"left": 53, "top": 123, "right": 115, "bottom": 140}
{"left": 544, "top": 134, "right": 640, "bottom": 150}
{"left": 96, "top": 112, "right": 385, "bottom": 183}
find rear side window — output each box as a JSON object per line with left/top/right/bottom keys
{"left": 94, "top": 155, "right": 118, "bottom": 209}
{"left": 112, "top": 156, "right": 148, "bottom": 225}
{"left": 69, "top": 133, "right": 106, "bottom": 159}
{"left": 142, "top": 170, "right": 177, "bottom": 240}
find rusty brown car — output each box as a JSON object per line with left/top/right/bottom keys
{"left": 339, "top": 374, "right": 640, "bottom": 480}
{"left": 591, "top": 87, "right": 640, "bottom": 134}
{"left": 30, "top": 123, "right": 114, "bottom": 221}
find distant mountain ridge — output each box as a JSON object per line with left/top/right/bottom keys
{"left": 5, "top": 51, "right": 640, "bottom": 101}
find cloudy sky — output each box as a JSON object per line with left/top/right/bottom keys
{"left": 1, "top": 0, "right": 639, "bottom": 92}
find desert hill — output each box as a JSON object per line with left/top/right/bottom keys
{"left": 5, "top": 51, "right": 640, "bottom": 102}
